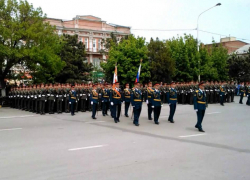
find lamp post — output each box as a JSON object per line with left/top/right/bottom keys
{"left": 197, "top": 3, "right": 221, "bottom": 82}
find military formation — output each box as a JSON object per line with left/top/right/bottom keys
{"left": 7, "top": 80, "right": 250, "bottom": 131}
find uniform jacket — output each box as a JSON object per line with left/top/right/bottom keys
{"left": 167, "top": 88, "right": 177, "bottom": 104}
{"left": 131, "top": 88, "right": 142, "bottom": 109}
{"left": 152, "top": 89, "right": 162, "bottom": 107}
{"left": 123, "top": 88, "right": 131, "bottom": 103}
{"left": 90, "top": 89, "right": 99, "bottom": 104}
{"left": 110, "top": 88, "right": 122, "bottom": 105}
{"left": 69, "top": 90, "right": 77, "bottom": 103}
{"left": 219, "top": 86, "right": 226, "bottom": 96}
{"left": 194, "top": 89, "right": 207, "bottom": 110}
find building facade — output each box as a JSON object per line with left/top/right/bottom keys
{"left": 46, "top": 15, "right": 131, "bottom": 67}
{"left": 205, "top": 37, "right": 249, "bottom": 54}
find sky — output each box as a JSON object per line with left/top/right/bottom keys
{"left": 26, "top": 0, "right": 250, "bottom": 44}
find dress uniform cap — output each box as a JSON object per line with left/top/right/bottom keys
{"left": 170, "top": 81, "right": 175, "bottom": 85}
{"left": 199, "top": 81, "right": 205, "bottom": 86}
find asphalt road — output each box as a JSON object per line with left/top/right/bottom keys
{"left": 0, "top": 96, "right": 250, "bottom": 180}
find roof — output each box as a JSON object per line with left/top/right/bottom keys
{"left": 205, "top": 40, "right": 248, "bottom": 46}
{"left": 108, "top": 23, "right": 131, "bottom": 29}
{"left": 234, "top": 44, "right": 250, "bottom": 54}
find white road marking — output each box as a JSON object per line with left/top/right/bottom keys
{"left": 0, "top": 128, "right": 23, "bottom": 132}
{"left": 68, "top": 144, "right": 108, "bottom": 151}
{"left": 179, "top": 134, "right": 206, "bottom": 138}
{"left": 206, "top": 112, "right": 221, "bottom": 115}
{"left": 85, "top": 121, "right": 106, "bottom": 124}
{"left": 0, "top": 115, "right": 35, "bottom": 119}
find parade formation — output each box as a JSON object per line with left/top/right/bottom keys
{"left": 7, "top": 80, "right": 250, "bottom": 132}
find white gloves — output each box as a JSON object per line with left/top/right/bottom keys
{"left": 102, "top": 100, "right": 104, "bottom": 102}
{"left": 62, "top": 99, "right": 63, "bottom": 101}
{"left": 91, "top": 101, "right": 93, "bottom": 105}
{"left": 169, "top": 103, "right": 171, "bottom": 106}
{"left": 111, "top": 102, "right": 114, "bottom": 106}
{"left": 195, "top": 109, "right": 198, "bottom": 112}
{"left": 220, "top": 95, "right": 222, "bottom": 96}
{"left": 76, "top": 100, "right": 77, "bottom": 103}
{"left": 69, "top": 102, "right": 71, "bottom": 104}
{"left": 161, "top": 105, "right": 163, "bottom": 107}
{"left": 45, "top": 100, "right": 47, "bottom": 102}
{"left": 152, "top": 106, "right": 154, "bottom": 108}
{"left": 54, "top": 100, "right": 55, "bottom": 102}
{"left": 146, "top": 100, "right": 149, "bottom": 104}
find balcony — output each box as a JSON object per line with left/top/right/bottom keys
{"left": 85, "top": 48, "right": 105, "bottom": 54}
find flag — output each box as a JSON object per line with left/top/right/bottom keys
{"left": 113, "top": 65, "right": 118, "bottom": 88}
{"left": 135, "top": 63, "right": 141, "bottom": 83}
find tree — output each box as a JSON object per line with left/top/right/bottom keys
{"left": 0, "top": 0, "right": 64, "bottom": 93}
{"left": 167, "top": 34, "right": 199, "bottom": 82}
{"left": 101, "top": 35, "right": 150, "bottom": 85}
{"left": 55, "top": 34, "right": 93, "bottom": 84}
{"left": 228, "top": 48, "right": 250, "bottom": 82}
{"left": 148, "top": 38, "right": 175, "bottom": 83}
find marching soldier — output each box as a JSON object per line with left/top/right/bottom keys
{"left": 69, "top": 84, "right": 77, "bottom": 116}
{"left": 152, "top": 83, "right": 162, "bottom": 125}
{"left": 123, "top": 83, "right": 131, "bottom": 117}
{"left": 97, "top": 83, "right": 103, "bottom": 111}
{"left": 167, "top": 82, "right": 177, "bottom": 123}
{"left": 239, "top": 82, "right": 245, "bottom": 104}
{"left": 146, "top": 82, "right": 154, "bottom": 120}
{"left": 110, "top": 82, "right": 122, "bottom": 123}
{"left": 90, "top": 84, "right": 98, "bottom": 119}
{"left": 193, "top": 81, "right": 207, "bottom": 132}
{"left": 219, "top": 82, "right": 226, "bottom": 106}
{"left": 101, "top": 83, "right": 110, "bottom": 116}
{"left": 131, "top": 82, "right": 142, "bottom": 126}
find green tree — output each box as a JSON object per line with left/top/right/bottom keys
{"left": 148, "top": 37, "right": 175, "bottom": 83}
{"left": 167, "top": 34, "right": 199, "bottom": 82}
{"left": 55, "top": 34, "right": 93, "bottom": 84}
{"left": 228, "top": 49, "right": 250, "bottom": 82}
{"left": 0, "top": 0, "right": 64, "bottom": 93}
{"left": 101, "top": 35, "right": 150, "bottom": 85}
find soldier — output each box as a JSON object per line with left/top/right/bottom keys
{"left": 167, "top": 82, "right": 177, "bottom": 123}
{"left": 219, "top": 81, "right": 226, "bottom": 106}
{"left": 214, "top": 81, "right": 220, "bottom": 103}
{"left": 39, "top": 83, "right": 47, "bottom": 115}
{"left": 209, "top": 81, "right": 215, "bottom": 104}
{"left": 88, "top": 83, "right": 93, "bottom": 112}
{"left": 239, "top": 82, "right": 245, "bottom": 104}
{"left": 123, "top": 83, "right": 131, "bottom": 117}
{"left": 34, "top": 84, "right": 40, "bottom": 114}
{"left": 230, "top": 81, "right": 236, "bottom": 102}
{"left": 205, "top": 82, "right": 210, "bottom": 104}
{"left": 110, "top": 82, "right": 122, "bottom": 123}
{"left": 79, "top": 84, "right": 86, "bottom": 112}
{"left": 56, "top": 84, "right": 63, "bottom": 113}
{"left": 193, "top": 81, "right": 207, "bottom": 132}
{"left": 101, "top": 83, "right": 110, "bottom": 116}
{"left": 97, "top": 83, "right": 103, "bottom": 111}
{"left": 47, "top": 84, "right": 55, "bottom": 114}
{"left": 64, "top": 83, "right": 70, "bottom": 113}
{"left": 69, "top": 84, "right": 77, "bottom": 116}
{"left": 152, "top": 83, "right": 162, "bottom": 125}
{"left": 146, "top": 82, "right": 154, "bottom": 120}
{"left": 90, "top": 84, "right": 98, "bottom": 119}
{"left": 143, "top": 83, "right": 148, "bottom": 102}
{"left": 74, "top": 84, "right": 80, "bottom": 113}
{"left": 246, "top": 82, "right": 250, "bottom": 106}
{"left": 131, "top": 82, "right": 142, "bottom": 126}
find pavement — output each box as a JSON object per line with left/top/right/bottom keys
{"left": 0, "top": 96, "right": 250, "bottom": 180}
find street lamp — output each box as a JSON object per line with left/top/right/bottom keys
{"left": 197, "top": 3, "right": 221, "bottom": 82}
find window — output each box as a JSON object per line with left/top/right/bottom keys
{"left": 84, "top": 38, "right": 88, "bottom": 49}
{"left": 98, "top": 39, "right": 101, "bottom": 50}
{"left": 93, "top": 58, "right": 101, "bottom": 68}
{"left": 93, "top": 39, "right": 96, "bottom": 52}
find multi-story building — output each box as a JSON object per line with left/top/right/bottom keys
{"left": 46, "top": 15, "right": 131, "bottom": 67}
{"left": 205, "top": 37, "right": 249, "bottom": 54}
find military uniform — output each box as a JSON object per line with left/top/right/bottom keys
{"left": 146, "top": 86, "right": 154, "bottom": 120}
{"left": 193, "top": 86, "right": 207, "bottom": 132}
{"left": 102, "top": 86, "right": 110, "bottom": 116}
{"left": 48, "top": 86, "right": 56, "bottom": 114}
{"left": 90, "top": 87, "right": 98, "bottom": 119}
{"left": 79, "top": 86, "right": 87, "bottom": 112}
{"left": 69, "top": 87, "right": 77, "bottom": 115}
{"left": 167, "top": 85, "right": 177, "bottom": 123}
{"left": 110, "top": 85, "right": 122, "bottom": 123}
{"left": 152, "top": 87, "right": 162, "bottom": 124}
{"left": 239, "top": 85, "right": 245, "bottom": 104}
{"left": 123, "top": 87, "right": 131, "bottom": 117}
{"left": 219, "top": 85, "right": 226, "bottom": 106}
{"left": 56, "top": 87, "right": 64, "bottom": 113}
{"left": 131, "top": 87, "right": 142, "bottom": 126}
{"left": 246, "top": 84, "right": 250, "bottom": 106}
{"left": 39, "top": 87, "right": 47, "bottom": 115}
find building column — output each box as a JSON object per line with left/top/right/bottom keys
{"left": 89, "top": 54, "right": 93, "bottom": 64}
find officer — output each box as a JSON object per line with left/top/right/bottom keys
{"left": 110, "top": 82, "right": 122, "bottom": 123}
{"left": 102, "top": 83, "right": 110, "bottom": 116}
{"left": 74, "top": 84, "right": 80, "bottom": 113}
{"left": 152, "top": 83, "right": 162, "bottom": 125}
{"left": 219, "top": 81, "right": 226, "bottom": 106}
{"left": 123, "top": 83, "right": 131, "bottom": 117}
{"left": 64, "top": 83, "right": 70, "bottom": 113}
{"left": 90, "top": 84, "right": 98, "bottom": 119}
{"left": 239, "top": 82, "right": 245, "bottom": 104}
{"left": 193, "top": 81, "right": 207, "bottom": 132}
{"left": 167, "top": 82, "right": 177, "bottom": 123}
{"left": 69, "top": 84, "right": 77, "bottom": 116}
{"left": 97, "top": 83, "right": 103, "bottom": 111}
{"left": 230, "top": 81, "right": 236, "bottom": 102}
{"left": 131, "top": 82, "right": 142, "bottom": 126}
{"left": 146, "top": 82, "right": 154, "bottom": 120}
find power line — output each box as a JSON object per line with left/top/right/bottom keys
{"left": 131, "top": 28, "right": 195, "bottom": 31}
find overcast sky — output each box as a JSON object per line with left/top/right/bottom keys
{"left": 27, "top": 0, "right": 250, "bottom": 44}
